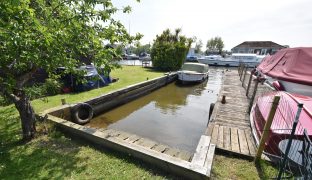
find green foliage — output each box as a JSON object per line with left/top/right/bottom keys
{"left": 0, "top": 0, "right": 142, "bottom": 96}
{"left": 0, "top": 0, "right": 142, "bottom": 138}
{"left": 206, "top": 37, "right": 224, "bottom": 54}
{"left": 129, "top": 43, "right": 152, "bottom": 55}
{"left": 151, "top": 29, "right": 192, "bottom": 71}
{"left": 0, "top": 95, "right": 11, "bottom": 106}
{"left": 44, "top": 78, "right": 62, "bottom": 96}
{"left": 24, "top": 79, "right": 62, "bottom": 100}
{"left": 195, "top": 39, "right": 203, "bottom": 54}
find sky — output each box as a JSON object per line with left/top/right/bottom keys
{"left": 111, "top": 0, "right": 312, "bottom": 50}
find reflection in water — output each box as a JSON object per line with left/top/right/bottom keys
{"left": 87, "top": 69, "right": 224, "bottom": 153}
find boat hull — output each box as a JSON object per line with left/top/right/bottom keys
{"left": 177, "top": 72, "right": 208, "bottom": 83}
{"left": 250, "top": 91, "right": 312, "bottom": 156}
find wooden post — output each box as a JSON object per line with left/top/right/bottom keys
{"left": 240, "top": 64, "right": 245, "bottom": 81}
{"left": 61, "top": 98, "right": 66, "bottom": 105}
{"left": 238, "top": 63, "right": 242, "bottom": 73}
{"left": 255, "top": 96, "right": 280, "bottom": 162}
{"left": 248, "top": 76, "right": 259, "bottom": 113}
{"left": 242, "top": 66, "right": 248, "bottom": 88}
{"left": 246, "top": 71, "right": 254, "bottom": 97}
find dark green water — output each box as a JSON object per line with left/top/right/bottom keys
{"left": 87, "top": 68, "right": 223, "bottom": 153}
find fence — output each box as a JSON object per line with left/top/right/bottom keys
{"left": 238, "top": 63, "right": 312, "bottom": 179}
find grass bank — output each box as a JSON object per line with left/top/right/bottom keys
{"left": 0, "top": 66, "right": 278, "bottom": 179}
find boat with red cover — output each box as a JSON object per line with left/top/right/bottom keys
{"left": 250, "top": 91, "right": 312, "bottom": 155}
{"left": 256, "top": 47, "right": 312, "bottom": 97}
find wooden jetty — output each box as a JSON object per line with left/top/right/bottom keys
{"left": 205, "top": 69, "right": 257, "bottom": 157}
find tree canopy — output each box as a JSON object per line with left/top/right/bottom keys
{"left": 0, "top": 0, "right": 141, "bottom": 139}
{"left": 206, "top": 37, "right": 224, "bottom": 54}
{"left": 151, "top": 28, "right": 192, "bottom": 71}
{"left": 195, "top": 39, "right": 203, "bottom": 54}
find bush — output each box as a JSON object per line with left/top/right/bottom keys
{"left": 25, "top": 78, "right": 62, "bottom": 100}
{"left": 151, "top": 29, "right": 192, "bottom": 71}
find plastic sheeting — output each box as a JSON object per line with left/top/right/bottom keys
{"left": 257, "top": 47, "right": 312, "bottom": 85}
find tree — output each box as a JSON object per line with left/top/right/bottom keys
{"left": 151, "top": 28, "right": 192, "bottom": 71}
{"left": 0, "top": 0, "right": 141, "bottom": 140}
{"left": 195, "top": 39, "right": 203, "bottom": 54}
{"left": 206, "top": 37, "right": 224, "bottom": 54}
{"left": 128, "top": 43, "right": 151, "bottom": 55}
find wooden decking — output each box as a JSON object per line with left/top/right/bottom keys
{"left": 99, "top": 128, "right": 193, "bottom": 162}
{"left": 205, "top": 70, "right": 257, "bottom": 157}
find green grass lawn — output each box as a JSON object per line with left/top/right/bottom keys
{"left": 0, "top": 66, "right": 278, "bottom": 179}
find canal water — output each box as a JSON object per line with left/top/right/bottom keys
{"left": 87, "top": 68, "right": 223, "bottom": 153}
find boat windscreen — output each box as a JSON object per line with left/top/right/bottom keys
{"left": 182, "top": 64, "right": 207, "bottom": 73}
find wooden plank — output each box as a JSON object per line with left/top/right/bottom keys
{"left": 223, "top": 126, "right": 231, "bottom": 150}
{"left": 214, "top": 122, "right": 250, "bottom": 130}
{"left": 135, "top": 138, "right": 157, "bottom": 149}
{"left": 245, "top": 130, "right": 256, "bottom": 156}
{"left": 204, "top": 144, "right": 216, "bottom": 177}
{"left": 205, "top": 123, "right": 214, "bottom": 136}
{"left": 151, "top": 144, "right": 169, "bottom": 153}
{"left": 210, "top": 102, "right": 220, "bottom": 121}
{"left": 191, "top": 136, "right": 211, "bottom": 167}
{"left": 216, "top": 113, "right": 247, "bottom": 120}
{"left": 231, "top": 128, "right": 240, "bottom": 153}
{"left": 211, "top": 124, "right": 219, "bottom": 144}
{"left": 163, "top": 148, "right": 179, "bottom": 157}
{"left": 125, "top": 134, "right": 141, "bottom": 143}
{"left": 177, "top": 151, "right": 192, "bottom": 162}
{"left": 238, "top": 129, "right": 249, "bottom": 155}
{"left": 217, "top": 126, "right": 224, "bottom": 148}
{"left": 213, "top": 118, "right": 250, "bottom": 127}
{"left": 116, "top": 132, "right": 131, "bottom": 140}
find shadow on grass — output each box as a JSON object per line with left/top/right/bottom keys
{"left": 0, "top": 106, "right": 86, "bottom": 180}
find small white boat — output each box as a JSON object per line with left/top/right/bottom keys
{"left": 198, "top": 54, "right": 264, "bottom": 67}
{"left": 177, "top": 63, "right": 209, "bottom": 83}
{"left": 197, "top": 55, "right": 223, "bottom": 65}
{"left": 223, "top": 53, "right": 263, "bottom": 67}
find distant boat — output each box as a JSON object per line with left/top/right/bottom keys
{"left": 257, "top": 47, "right": 312, "bottom": 97}
{"left": 250, "top": 91, "right": 312, "bottom": 155}
{"left": 197, "top": 55, "right": 223, "bottom": 65}
{"left": 198, "top": 53, "right": 264, "bottom": 67}
{"left": 177, "top": 63, "right": 209, "bottom": 83}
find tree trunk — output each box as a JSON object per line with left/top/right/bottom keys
{"left": 14, "top": 92, "right": 36, "bottom": 140}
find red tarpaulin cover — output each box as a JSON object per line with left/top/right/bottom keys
{"left": 257, "top": 47, "right": 312, "bottom": 85}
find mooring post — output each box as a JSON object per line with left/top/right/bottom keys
{"left": 61, "top": 98, "right": 66, "bottom": 105}
{"left": 277, "top": 103, "right": 304, "bottom": 179}
{"left": 248, "top": 75, "right": 260, "bottom": 113}
{"left": 246, "top": 70, "right": 254, "bottom": 97}
{"left": 255, "top": 96, "right": 281, "bottom": 162}
{"left": 242, "top": 66, "right": 248, "bottom": 88}
{"left": 240, "top": 64, "right": 245, "bottom": 81}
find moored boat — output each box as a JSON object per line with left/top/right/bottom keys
{"left": 197, "top": 55, "right": 223, "bottom": 65}
{"left": 257, "top": 47, "right": 312, "bottom": 97}
{"left": 250, "top": 91, "right": 312, "bottom": 155}
{"left": 177, "top": 63, "right": 209, "bottom": 83}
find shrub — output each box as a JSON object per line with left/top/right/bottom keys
{"left": 151, "top": 29, "right": 192, "bottom": 71}
{"left": 25, "top": 78, "right": 62, "bottom": 100}
{"left": 43, "top": 78, "right": 62, "bottom": 96}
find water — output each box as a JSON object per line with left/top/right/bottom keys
{"left": 87, "top": 68, "right": 223, "bottom": 153}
